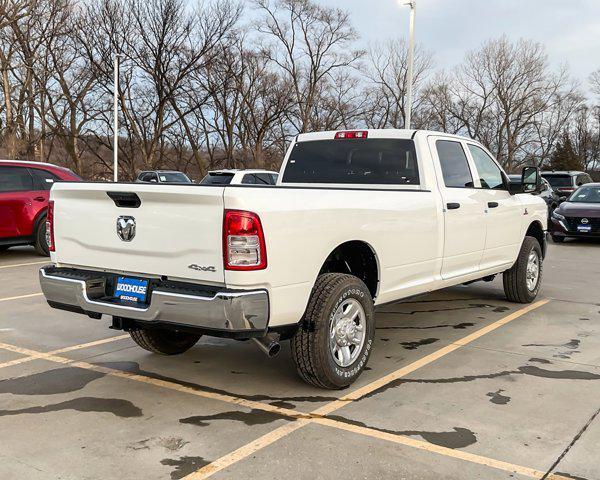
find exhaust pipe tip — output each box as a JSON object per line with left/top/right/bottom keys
{"left": 252, "top": 333, "right": 281, "bottom": 358}
{"left": 268, "top": 342, "right": 281, "bottom": 357}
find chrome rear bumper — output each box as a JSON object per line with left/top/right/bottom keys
{"left": 39, "top": 267, "right": 269, "bottom": 333}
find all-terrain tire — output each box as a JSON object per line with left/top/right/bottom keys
{"left": 33, "top": 215, "right": 49, "bottom": 256}
{"left": 291, "top": 273, "right": 375, "bottom": 390}
{"left": 129, "top": 328, "right": 201, "bottom": 355}
{"left": 503, "top": 236, "right": 543, "bottom": 303}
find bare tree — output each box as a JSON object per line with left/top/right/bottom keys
{"left": 363, "top": 39, "right": 433, "bottom": 129}
{"left": 255, "top": 0, "right": 363, "bottom": 133}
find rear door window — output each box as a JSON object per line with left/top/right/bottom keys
{"left": 282, "top": 139, "right": 419, "bottom": 185}
{"left": 435, "top": 140, "right": 474, "bottom": 188}
{"left": 0, "top": 166, "right": 34, "bottom": 192}
{"left": 29, "top": 168, "right": 59, "bottom": 191}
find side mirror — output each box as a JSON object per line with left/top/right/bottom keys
{"left": 521, "top": 166, "right": 541, "bottom": 194}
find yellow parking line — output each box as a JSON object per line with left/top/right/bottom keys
{"left": 0, "top": 261, "right": 48, "bottom": 269}
{"left": 0, "top": 335, "right": 131, "bottom": 370}
{"left": 0, "top": 292, "right": 44, "bottom": 303}
{"left": 187, "top": 299, "right": 551, "bottom": 479}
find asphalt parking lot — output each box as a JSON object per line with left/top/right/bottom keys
{"left": 1, "top": 240, "right": 599, "bottom": 480}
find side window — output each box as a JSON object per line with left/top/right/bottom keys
{"left": 30, "top": 168, "right": 59, "bottom": 191}
{"left": 467, "top": 144, "right": 506, "bottom": 190}
{"left": 436, "top": 140, "right": 474, "bottom": 188}
{"left": 255, "top": 173, "right": 273, "bottom": 185}
{"left": 241, "top": 174, "right": 256, "bottom": 185}
{"left": 269, "top": 174, "right": 278, "bottom": 184}
{"left": 578, "top": 174, "right": 591, "bottom": 186}
{"left": 0, "top": 166, "right": 34, "bottom": 192}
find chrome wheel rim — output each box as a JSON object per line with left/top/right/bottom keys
{"left": 330, "top": 298, "right": 366, "bottom": 368}
{"left": 526, "top": 250, "right": 540, "bottom": 291}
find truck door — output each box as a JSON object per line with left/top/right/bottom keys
{"left": 428, "top": 137, "right": 487, "bottom": 279}
{"left": 465, "top": 143, "right": 522, "bottom": 269}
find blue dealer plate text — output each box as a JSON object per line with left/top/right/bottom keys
{"left": 115, "top": 277, "right": 149, "bottom": 303}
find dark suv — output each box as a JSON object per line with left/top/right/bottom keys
{"left": 541, "top": 171, "right": 593, "bottom": 199}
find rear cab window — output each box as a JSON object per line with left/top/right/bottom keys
{"left": 282, "top": 138, "right": 419, "bottom": 186}
{"left": 542, "top": 175, "right": 572, "bottom": 188}
{"left": 242, "top": 173, "right": 277, "bottom": 185}
{"left": 200, "top": 173, "right": 234, "bottom": 185}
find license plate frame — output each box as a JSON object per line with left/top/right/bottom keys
{"left": 577, "top": 224, "right": 592, "bottom": 233}
{"left": 114, "top": 276, "right": 149, "bottom": 303}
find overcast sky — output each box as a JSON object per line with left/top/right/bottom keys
{"left": 311, "top": 0, "right": 600, "bottom": 93}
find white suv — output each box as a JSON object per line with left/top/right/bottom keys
{"left": 200, "top": 169, "right": 278, "bottom": 185}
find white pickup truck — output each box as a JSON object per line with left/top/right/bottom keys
{"left": 40, "top": 129, "right": 547, "bottom": 389}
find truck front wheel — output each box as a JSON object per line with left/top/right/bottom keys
{"left": 503, "top": 236, "right": 543, "bottom": 303}
{"left": 291, "top": 273, "right": 375, "bottom": 389}
{"left": 129, "top": 328, "right": 201, "bottom": 355}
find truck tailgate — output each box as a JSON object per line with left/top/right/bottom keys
{"left": 50, "top": 183, "right": 225, "bottom": 285}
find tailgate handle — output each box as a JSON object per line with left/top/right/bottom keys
{"left": 107, "top": 191, "right": 141, "bottom": 208}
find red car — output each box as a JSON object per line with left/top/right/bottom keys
{"left": 0, "top": 160, "right": 81, "bottom": 255}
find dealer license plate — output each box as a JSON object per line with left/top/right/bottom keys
{"left": 577, "top": 224, "right": 592, "bottom": 233}
{"left": 114, "top": 277, "right": 149, "bottom": 303}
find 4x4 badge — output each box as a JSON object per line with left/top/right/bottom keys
{"left": 188, "top": 264, "right": 216, "bottom": 273}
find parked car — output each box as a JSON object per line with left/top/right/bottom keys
{"left": 509, "top": 175, "right": 560, "bottom": 215}
{"left": 541, "top": 171, "right": 593, "bottom": 200}
{"left": 0, "top": 160, "right": 80, "bottom": 255}
{"left": 200, "top": 169, "right": 278, "bottom": 185}
{"left": 549, "top": 183, "right": 600, "bottom": 243}
{"left": 40, "top": 129, "right": 547, "bottom": 389}
{"left": 136, "top": 170, "right": 192, "bottom": 183}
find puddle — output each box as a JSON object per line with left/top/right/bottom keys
{"left": 0, "top": 397, "right": 142, "bottom": 418}
{"left": 326, "top": 415, "right": 477, "bottom": 449}
{"left": 486, "top": 389, "right": 510, "bottom": 405}
{"left": 0, "top": 368, "right": 104, "bottom": 395}
{"left": 180, "top": 409, "right": 295, "bottom": 427}
{"left": 400, "top": 338, "right": 439, "bottom": 350}
{"left": 377, "top": 322, "right": 474, "bottom": 331}
{"left": 161, "top": 456, "right": 209, "bottom": 480}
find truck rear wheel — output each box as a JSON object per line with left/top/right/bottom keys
{"left": 129, "top": 328, "right": 201, "bottom": 355}
{"left": 503, "top": 236, "right": 543, "bottom": 303}
{"left": 291, "top": 273, "right": 375, "bottom": 389}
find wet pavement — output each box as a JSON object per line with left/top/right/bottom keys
{"left": 1, "top": 239, "right": 599, "bottom": 480}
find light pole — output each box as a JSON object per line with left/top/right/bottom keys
{"left": 113, "top": 53, "right": 122, "bottom": 182}
{"left": 404, "top": 0, "right": 416, "bottom": 129}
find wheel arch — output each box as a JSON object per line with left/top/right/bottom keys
{"left": 525, "top": 220, "right": 546, "bottom": 258}
{"left": 317, "top": 240, "right": 380, "bottom": 298}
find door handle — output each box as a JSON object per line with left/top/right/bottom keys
{"left": 487, "top": 202, "right": 499, "bottom": 208}
{"left": 33, "top": 196, "right": 45, "bottom": 202}
{"left": 446, "top": 202, "right": 461, "bottom": 210}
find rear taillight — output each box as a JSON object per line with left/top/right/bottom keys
{"left": 46, "top": 200, "right": 55, "bottom": 252}
{"left": 223, "top": 210, "right": 267, "bottom": 270}
{"left": 334, "top": 130, "right": 368, "bottom": 139}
